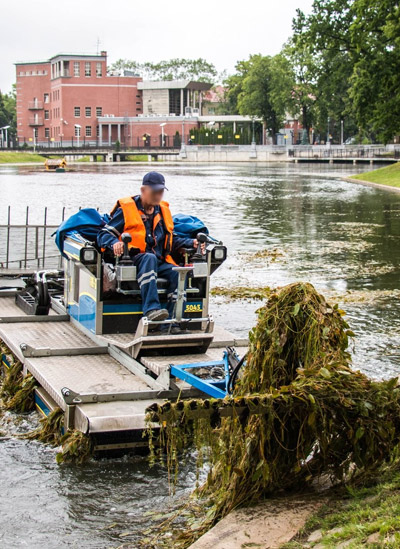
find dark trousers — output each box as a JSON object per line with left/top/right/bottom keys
{"left": 133, "top": 252, "right": 178, "bottom": 317}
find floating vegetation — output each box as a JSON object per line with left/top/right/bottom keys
{"left": 243, "top": 247, "right": 285, "bottom": 262}
{"left": 211, "top": 285, "right": 400, "bottom": 308}
{"left": 1, "top": 341, "right": 93, "bottom": 463}
{"left": 0, "top": 342, "right": 36, "bottom": 413}
{"left": 328, "top": 221, "right": 385, "bottom": 238}
{"left": 24, "top": 407, "right": 65, "bottom": 445}
{"left": 145, "top": 282, "right": 400, "bottom": 548}
{"left": 56, "top": 429, "right": 93, "bottom": 464}
{"left": 211, "top": 285, "right": 274, "bottom": 301}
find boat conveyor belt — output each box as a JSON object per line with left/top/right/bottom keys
{"left": 0, "top": 293, "right": 247, "bottom": 451}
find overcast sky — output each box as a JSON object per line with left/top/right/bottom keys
{"left": 0, "top": 0, "right": 313, "bottom": 93}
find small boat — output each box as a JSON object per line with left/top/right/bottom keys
{"left": 44, "top": 157, "right": 67, "bottom": 172}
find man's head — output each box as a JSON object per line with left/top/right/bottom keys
{"left": 141, "top": 171, "right": 168, "bottom": 206}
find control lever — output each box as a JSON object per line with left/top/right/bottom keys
{"left": 120, "top": 232, "right": 133, "bottom": 264}
{"left": 192, "top": 232, "right": 211, "bottom": 261}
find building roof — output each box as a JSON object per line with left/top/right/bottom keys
{"left": 15, "top": 52, "right": 106, "bottom": 65}
{"left": 138, "top": 80, "right": 212, "bottom": 91}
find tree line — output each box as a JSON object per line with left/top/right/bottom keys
{"left": 223, "top": 0, "right": 400, "bottom": 144}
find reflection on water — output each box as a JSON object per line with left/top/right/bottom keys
{"left": 0, "top": 162, "right": 399, "bottom": 546}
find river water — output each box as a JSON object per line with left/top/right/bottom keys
{"left": 0, "top": 162, "right": 399, "bottom": 548}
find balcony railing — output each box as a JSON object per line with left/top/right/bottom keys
{"left": 28, "top": 101, "right": 44, "bottom": 110}
{"left": 29, "top": 118, "right": 44, "bottom": 126}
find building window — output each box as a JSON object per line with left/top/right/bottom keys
{"left": 74, "top": 62, "right": 80, "bottom": 77}
{"left": 75, "top": 126, "right": 81, "bottom": 137}
{"left": 44, "top": 93, "right": 49, "bottom": 103}
{"left": 74, "top": 107, "right": 80, "bottom": 117}
{"left": 96, "top": 62, "right": 102, "bottom": 77}
{"left": 34, "top": 128, "right": 38, "bottom": 138}
{"left": 85, "top": 126, "right": 92, "bottom": 137}
{"left": 85, "top": 106, "right": 91, "bottom": 117}
{"left": 45, "top": 128, "right": 50, "bottom": 138}
{"left": 44, "top": 110, "right": 49, "bottom": 120}
{"left": 96, "top": 106, "right": 102, "bottom": 117}
{"left": 19, "top": 71, "right": 25, "bottom": 76}
{"left": 85, "top": 62, "right": 91, "bottom": 77}
{"left": 96, "top": 126, "right": 100, "bottom": 137}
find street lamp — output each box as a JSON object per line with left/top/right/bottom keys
{"left": 341, "top": 119, "right": 344, "bottom": 145}
{"left": 180, "top": 117, "right": 186, "bottom": 156}
{"left": 160, "top": 122, "right": 166, "bottom": 147}
{"left": 251, "top": 117, "right": 256, "bottom": 145}
{"left": 0, "top": 125, "right": 10, "bottom": 148}
{"left": 75, "top": 124, "right": 81, "bottom": 148}
{"left": 327, "top": 116, "right": 331, "bottom": 145}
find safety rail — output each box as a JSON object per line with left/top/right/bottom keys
{"left": 0, "top": 206, "right": 65, "bottom": 271}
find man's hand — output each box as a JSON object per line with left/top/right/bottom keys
{"left": 193, "top": 239, "right": 206, "bottom": 254}
{"left": 113, "top": 241, "right": 124, "bottom": 256}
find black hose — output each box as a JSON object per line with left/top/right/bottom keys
{"left": 227, "top": 353, "right": 247, "bottom": 394}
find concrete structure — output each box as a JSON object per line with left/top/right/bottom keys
{"left": 137, "top": 80, "right": 211, "bottom": 116}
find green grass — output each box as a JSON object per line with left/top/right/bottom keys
{"left": 0, "top": 151, "right": 48, "bottom": 163}
{"left": 351, "top": 162, "right": 400, "bottom": 188}
{"left": 124, "top": 154, "right": 155, "bottom": 161}
{"left": 282, "top": 469, "right": 400, "bottom": 548}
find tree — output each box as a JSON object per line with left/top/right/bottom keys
{"left": 0, "top": 85, "right": 16, "bottom": 144}
{"left": 348, "top": 0, "right": 400, "bottom": 142}
{"left": 109, "top": 58, "right": 217, "bottom": 83}
{"left": 235, "top": 55, "right": 294, "bottom": 143}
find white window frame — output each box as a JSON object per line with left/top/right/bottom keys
{"left": 85, "top": 106, "right": 91, "bottom": 118}
{"left": 74, "top": 106, "right": 80, "bottom": 118}
{"left": 85, "top": 62, "right": 91, "bottom": 77}
{"left": 85, "top": 126, "right": 92, "bottom": 137}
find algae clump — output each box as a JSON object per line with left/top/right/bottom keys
{"left": 145, "top": 282, "right": 400, "bottom": 547}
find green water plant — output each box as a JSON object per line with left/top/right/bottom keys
{"left": 145, "top": 282, "right": 400, "bottom": 547}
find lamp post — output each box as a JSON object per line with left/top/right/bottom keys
{"left": 341, "top": 119, "right": 344, "bottom": 145}
{"left": 33, "top": 128, "right": 36, "bottom": 152}
{"left": 251, "top": 117, "right": 256, "bottom": 145}
{"left": 160, "top": 122, "right": 166, "bottom": 147}
{"left": 327, "top": 116, "right": 331, "bottom": 145}
{"left": 180, "top": 116, "right": 186, "bottom": 157}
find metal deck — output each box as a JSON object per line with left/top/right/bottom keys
{"left": 0, "top": 293, "right": 248, "bottom": 444}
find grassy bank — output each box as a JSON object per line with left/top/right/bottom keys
{"left": 283, "top": 469, "right": 400, "bottom": 548}
{"left": 351, "top": 162, "right": 400, "bottom": 188}
{"left": 0, "top": 151, "right": 47, "bottom": 163}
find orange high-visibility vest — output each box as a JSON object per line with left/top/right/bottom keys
{"left": 110, "top": 196, "right": 177, "bottom": 265}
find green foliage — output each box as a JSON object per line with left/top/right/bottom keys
{"left": 110, "top": 58, "right": 217, "bottom": 83}
{"left": 0, "top": 344, "right": 36, "bottom": 413}
{"left": 0, "top": 86, "right": 16, "bottom": 142}
{"left": 291, "top": 0, "right": 400, "bottom": 143}
{"left": 225, "top": 54, "right": 294, "bottom": 142}
{"left": 145, "top": 283, "right": 400, "bottom": 548}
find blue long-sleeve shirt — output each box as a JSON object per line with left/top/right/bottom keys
{"left": 97, "top": 196, "right": 194, "bottom": 260}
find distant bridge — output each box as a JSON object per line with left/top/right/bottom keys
{"left": 36, "top": 146, "right": 181, "bottom": 162}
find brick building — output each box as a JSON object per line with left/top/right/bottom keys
{"left": 15, "top": 52, "right": 143, "bottom": 146}
{"left": 15, "top": 51, "right": 257, "bottom": 147}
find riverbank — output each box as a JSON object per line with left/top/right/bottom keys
{"left": 348, "top": 162, "right": 400, "bottom": 190}
{"left": 0, "top": 151, "right": 49, "bottom": 163}
{"left": 282, "top": 468, "right": 400, "bottom": 547}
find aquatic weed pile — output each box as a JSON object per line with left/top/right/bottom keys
{"left": 146, "top": 282, "right": 400, "bottom": 547}
{"left": 0, "top": 343, "right": 36, "bottom": 413}
{"left": 0, "top": 341, "right": 93, "bottom": 463}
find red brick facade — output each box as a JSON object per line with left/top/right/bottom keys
{"left": 16, "top": 52, "right": 142, "bottom": 146}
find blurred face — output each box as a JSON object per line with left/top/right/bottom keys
{"left": 141, "top": 185, "right": 164, "bottom": 206}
